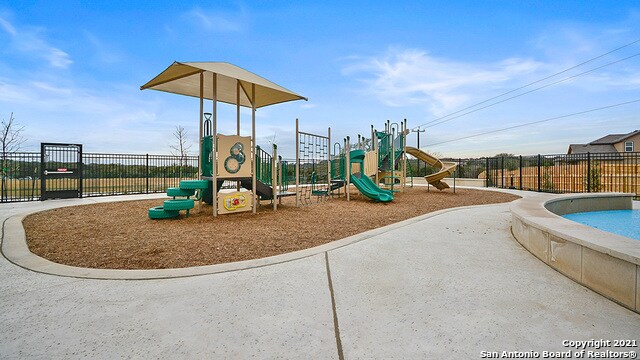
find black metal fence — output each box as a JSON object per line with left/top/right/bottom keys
{"left": 0, "top": 151, "right": 198, "bottom": 203}
{"left": 414, "top": 152, "right": 639, "bottom": 199}
{"left": 2, "top": 149, "right": 638, "bottom": 203}
{"left": 0, "top": 151, "right": 40, "bottom": 202}
{"left": 481, "top": 152, "right": 639, "bottom": 198}
{"left": 82, "top": 153, "right": 198, "bottom": 197}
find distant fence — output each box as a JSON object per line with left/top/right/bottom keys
{"left": 0, "top": 151, "right": 198, "bottom": 203}
{"left": 2, "top": 150, "right": 638, "bottom": 203}
{"left": 414, "top": 152, "right": 639, "bottom": 199}
{"left": 482, "top": 152, "right": 639, "bottom": 198}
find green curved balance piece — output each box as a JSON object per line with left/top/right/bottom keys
{"left": 148, "top": 206, "right": 180, "bottom": 219}
{"left": 163, "top": 199, "right": 194, "bottom": 210}
{"left": 150, "top": 180, "right": 210, "bottom": 220}
{"left": 166, "top": 187, "right": 196, "bottom": 198}
{"left": 179, "top": 180, "right": 209, "bottom": 189}
{"left": 163, "top": 198, "right": 195, "bottom": 218}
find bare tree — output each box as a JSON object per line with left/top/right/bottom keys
{"left": 169, "top": 125, "right": 192, "bottom": 179}
{"left": 1, "top": 113, "right": 26, "bottom": 201}
{"left": 266, "top": 132, "right": 277, "bottom": 147}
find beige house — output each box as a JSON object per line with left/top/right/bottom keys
{"left": 568, "top": 130, "right": 639, "bottom": 154}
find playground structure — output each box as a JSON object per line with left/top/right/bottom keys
{"left": 343, "top": 118, "right": 458, "bottom": 196}
{"left": 295, "top": 120, "right": 400, "bottom": 205}
{"left": 294, "top": 118, "right": 409, "bottom": 205}
{"left": 141, "top": 61, "right": 307, "bottom": 218}
{"left": 140, "top": 62, "right": 456, "bottom": 218}
{"left": 295, "top": 119, "right": 344, "bottom": 206}
{"left": 373, "top": 120, "right": 410, "bottom": 193}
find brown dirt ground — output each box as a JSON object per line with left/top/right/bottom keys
{"left": 23, "top": 187, "right": 519, "bottom": 270}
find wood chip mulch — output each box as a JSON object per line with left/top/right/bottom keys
{"left": 23, "top": 187, "right": 520, "bottom": 270}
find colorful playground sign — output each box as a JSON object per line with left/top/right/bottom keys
{"left": 218, "top": 191, "right": 252, "bottom": 214}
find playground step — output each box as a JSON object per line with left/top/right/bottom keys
{"left": 167, "top": 187, "right": 196, "bottom": 197}
{"left": 179, "top": 180, "right": 210, "bottom": 190}
{"left": 163, "top": 199, "right": 195, "bottom": 211}
{"left": 148, "top": 206, "right": 180, "bottom": 220}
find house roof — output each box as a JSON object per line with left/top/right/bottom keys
{"left": 589, "top": 130, "right": 640, "bottom": 145}
{"left": 568, "top": 144, "right": 617, "bottom": 154}
{"left": 567, "top": 129, "right": 639, "bottom": 154}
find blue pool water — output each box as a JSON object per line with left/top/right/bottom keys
{"left": 563, "top": 210, "right": 640, "bottom": 240}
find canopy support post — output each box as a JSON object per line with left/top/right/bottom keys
{"left": 198, "top": 72, "right": 204, "bottom": 212}
{"left": 328, "top": 127, "right": 331, "bottom": 197}
{"left": 198, "top": 72, "right": 203, "bottom": 181}
{"left": 252, "top": 83, "right": 257, "bottom": 214}
{"left": 236, "top": 79, "right": 241, "bottom": 192}
{"left": 295, "top": 118, "right": 299, "bottom": 208}
{"left": 272, "top": 143, "right": 277, "bottom": 212}
{"left": 236, "top": 80, "right": 241, "bottom": 135}
{"left": 212, "top": 73, "right": 218, "bottom": 217}
{"left": 346, "top": 136, "right": 350, "bottom": 202}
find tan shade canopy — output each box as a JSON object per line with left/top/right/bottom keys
{"left": 140, "top": 61, "right": 307, "bottom": 108}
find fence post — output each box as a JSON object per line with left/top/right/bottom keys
{"left": 519, "top": 155, "right": 523, "bottom": 190}
{"left": 501, "top": 156, "right": 504, "bottom": 188}
{"left": 272, "top": 144, "right": 277, "bottom": 211}
{"left": 537, "top": 154, "right": 541, "bottom": 192}
{"left": 146, "top": 154, "right": 149, "bottom": 194}
{"left": 39, "top": 143, "right": 45, "bottom": 201}
{"left": 452, "top": 158, "right": 457, "bottom": 193}
{"left": 587, "top": 152, "right": 591, "bottom": 193}
{"left": 78, "top": 145, "right": 83, "bottom": 198}
{"left": 485, "top": 157, "right": 489, "bottom": 187}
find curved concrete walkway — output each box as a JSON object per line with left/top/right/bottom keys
{"left": 1, "top": 191, "right": 639, "bottom": 359}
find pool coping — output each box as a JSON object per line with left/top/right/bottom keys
{"left": 510, "top": 192, "right": 639, "bottom": 313}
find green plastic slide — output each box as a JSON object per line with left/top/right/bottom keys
{"left": 350, "top": 173, "right": 393, "bottom": 202}
{"left": 349, "top": 149, "right": 393, "bottom": 202}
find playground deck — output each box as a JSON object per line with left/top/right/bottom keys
{"left": 23, "top": 188, "right": 519, "bottom": 269}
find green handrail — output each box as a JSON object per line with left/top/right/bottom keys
{"left": 255, "top": 145, "right": 272, "bottom": 186}
{"left": 279, "top": 157, "right": 293, "bottom": 191}
{"left": 330, "top": 154, "right": 346, "bottom": 180}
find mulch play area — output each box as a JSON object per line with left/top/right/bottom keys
{"left": 23, "top": 187, "right": 519, "bottom": 270}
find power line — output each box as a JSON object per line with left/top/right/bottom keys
{"left": 412, "top": 37, "right": 640, "bottom": 130}
{"left": 427, "top": 98, "right": 640, "bottom": 147}
{"left": 422, "top": 51, "right": 640, "bottom": 129}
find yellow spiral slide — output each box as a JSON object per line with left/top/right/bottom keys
{"left": 405, "top": 146, "right": 457, "bottom": 190}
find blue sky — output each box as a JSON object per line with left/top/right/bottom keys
{"left": 0, "top": 1, "right": 639, "bottom": 158}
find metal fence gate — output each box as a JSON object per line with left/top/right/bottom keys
{"left": 40, "top": 143, "right": 83, "bottom": 200}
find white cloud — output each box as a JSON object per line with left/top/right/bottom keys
{"left": 46, "top": 48, "right": 72, "bottom": 68}
{"left": 0, "top": 72, "right": 192, "bottom": 153}
{"left": 342, "top": 48, "right": 543, "bottom": 116}
{"left": 0, "top": 16, "right": 72, "bottom": 69}
{"left": 0, "top": 79, "right": 31, "bottom": 102}
{"left": 0, "top": 16, "right": 16, "bottom": 35}
{"left": 183, "top": 7, "right": 244, "bottom": 32}
{"left": 341, "top": 28, "right": 640, "bottom": 157}
{"left": 83, "top": 31, "right": 123, "bottom": 65}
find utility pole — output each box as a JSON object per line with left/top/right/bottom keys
{"left": 412, "top": 127, "right": 426, "bottom": 176}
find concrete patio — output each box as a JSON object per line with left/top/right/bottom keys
{"left": 1, "top": 190, "right": 638, "bottom": 359}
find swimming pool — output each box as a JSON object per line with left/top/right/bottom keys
{"left": 563, "top": 210, "right": 640, "bottom": 240}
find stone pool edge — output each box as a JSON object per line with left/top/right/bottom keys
{"left": 510, "top": 192, "right": 639, "bottom": 314}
